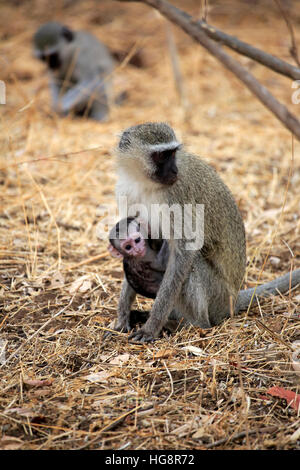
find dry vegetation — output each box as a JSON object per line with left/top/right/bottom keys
{"left": 0, "top": 0, "right": 300, "bottom": 450}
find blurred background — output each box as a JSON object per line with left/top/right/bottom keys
{"left": 1, "top": 0, "right": 300, "bottom": 451}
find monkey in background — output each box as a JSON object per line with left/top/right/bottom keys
{"left": 112, "top": 122, "right": 300, "bottom": 343}
{"left": 33, "top": 22, "right": 115, "bottom": 121}
{"left": 108, "top": 216, "right": 169, "bottom": 299}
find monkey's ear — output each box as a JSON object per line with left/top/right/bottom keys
{"left": 61, "top": 26, "right": 74, "bottom": 42}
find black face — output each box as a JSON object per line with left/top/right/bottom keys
{"left": 151, "top": 148, "right": 178, "bottom": 185}
{"left": 41, "top": 51, "right": 61, "bottom": 70}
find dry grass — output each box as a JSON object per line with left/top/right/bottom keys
{"left": 0, "top": 0, "right": 299, "bottom": 450}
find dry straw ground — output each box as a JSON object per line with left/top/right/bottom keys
{"left": 0, "top": 0, "right": 300, "bottom": 450}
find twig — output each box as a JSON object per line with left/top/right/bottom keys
{"left": 255, "top": 319, "right": 293, "bottom": 351}
{"left": 274, "top": 0, "right": 300, "bottom": 67}
{"left": 67, "top": 251, "right": 109, "bottom": 270}
{"left": 117, "top": 0, "right": 300, "bottom": 140}
{"left": 165, "top": 22, "right": 187, "bottom": 107}
{"left": 205, "top": 427, "right": 277, "bottom": 449}
{"left": 75, "top": 403, "right": 148, "bottom": 450}
{"left": 117, "top": 0, "right": 300, "bottom": 80}
{"left": 162, "top": 359, "right": 174, "bottom": 403}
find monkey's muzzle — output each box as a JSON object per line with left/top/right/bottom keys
{"left": 121, "top": 233, "right": 146, "bottom": 257}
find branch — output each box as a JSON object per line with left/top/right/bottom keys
{"left": 117, "top": 0, "right": 300, "bottom": 80}
{"left": 117, "top": 0, "right": 300, "bottom": 141}
{"left": 274, "top": 0, "right": 300, "bottom": 67}
{"left": 196, "top": 18, "right": 300, "bottom": 80}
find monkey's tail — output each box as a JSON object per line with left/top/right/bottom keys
{"left": 235, "top": 269, "right": 300, "bottom": 313}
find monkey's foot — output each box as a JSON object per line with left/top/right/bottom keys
{"left": 128, "top": 326, "right": 157, "bottom": 343}
{"left": 114, "top": 319, "right": 131, "bottom": 333}
{"left": 103, "top": 318, "right": 131, "bottom": 339}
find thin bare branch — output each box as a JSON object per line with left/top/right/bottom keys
{"left": 274, "top": 0, "right": 300, "bottom": 67}
{"left": 118, "top": 0, "right": 300, "bottom": 141}
{"left": 117, "top": 0, "right": 300, "bottom": 80}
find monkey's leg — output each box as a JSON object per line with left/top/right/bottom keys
{"left": 50, "top": 79, "right": 60, "bottom": 112}
{"left": 114, "top": 278, "right": 136, "bottom": 332}
{"left": 129, "top": 242, "right": 196, "bottom": 343}
{"left": 86, "top": 82, "right": 110, "bottom": 121}
{"left": 175, "top": 261, "right": 212, "bottom": 329}
{"left": 57, "top": 79, "right": 103, "bottom": 116}
{"left": 89, "top": 98, "right": 109, "bottom": 121}
{"left": 178, "top": 253, "right": 233, "bottom": 328}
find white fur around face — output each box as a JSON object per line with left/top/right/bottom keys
{"left": 116, "top": 167, "right": 166, "bottom": 236}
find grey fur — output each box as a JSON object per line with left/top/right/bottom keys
{"left": 33, "top": 22, "right": 114, "bottom": 121}
{"left": 109, "top": 217, "right": 169, "bottom": 299}
{"left": 114, "top": 122, "right": 300, "bottom": 342}
{"left": 235, "top": 270, "right": 300, "bottom": 313}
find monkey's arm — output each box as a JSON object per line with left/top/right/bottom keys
{"left": 114, "top": 278, "right": 137, "bottom": 332}
{"left": 129, "top": 241, "right": 196, "bottom": 342}
{"left": 49, "top": 79, "right": 60, "bottom": 110}
{"left": 57, "top": 78, "right": 106, "bottom": 115}
{"left": 235, "top": 269, "right": 300, "bottom": 313}
{"left": 150, "top": 240, "right": 169, "bottom": 272}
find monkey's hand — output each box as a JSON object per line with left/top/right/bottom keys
{"left": 108, "top": 243, "right": 123, "bottom": 259}
{"left": 112, "top": 278, "right": 136, "bottom": 338}
{"left": 113, "top": 317, "right": 131, "bottom": 333}
{"left": 128, "top": 325, "right": 158, "bottom": 343}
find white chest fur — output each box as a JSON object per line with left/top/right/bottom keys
{"left": 116, "top": 170, "right": 165, "bottom": 237}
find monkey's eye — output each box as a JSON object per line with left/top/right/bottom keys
{"left": 125, "top": 245, "right": 131, "bottom": 251}
{"left": 135, "top": 237, "right": 141, "bottom": 243}
{"left": 151, "top": 151, "right": 164, "bottom": 163}
{"left": 152, "top": 149, "right": 176, "bottom": 164}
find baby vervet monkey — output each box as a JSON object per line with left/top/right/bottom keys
{"left": 111, "top": 122, "right": 300, "bottom": 343}
{"left": 33, "top": 22, "right": 115, "bottom": 121}
{"left": 108, "top": 217, "right": 169, "bottom": 299}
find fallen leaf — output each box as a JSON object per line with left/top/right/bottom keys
{"left": 85, "top": 371, "right": 112, "bottom": 383}
{"left": 69, "top": 275, "right": 92, "bottom": 294}
{"left": 291, "top": 343, "right": 300, "bottom": 375}
{"left": 192, "top": 428, "right": 206, "bottom": 439}
{"left": 183, "top": 345, "right": 206, "bottom": 356}
{"left": 154, "top": 349, "right": 174, "bottom": 359}
{"left": 112, "top": 378, "right": 127, "bottom": 385}
{"left": 23, "top": 378, "right": 54, "bottom": 388}
{"left": 4, "top": 407, "right": 35, "bottom": 417}
{"left": 109, "top": 353, "right": 130, "bottom": 365}
{"left": 289, "top": 427, "right": 300, "bottom": 442}
{"left": 171, "top": 423, "right": 195, "bottom": 437}
{"left": 269, "top": 256, "right": 280, "bottom": 267}
{"left": 266, "top": 386, "right": 300, "bottom": 411}
{"left": 50, "top": 271, "right": 65, "bottom": 289}
{"left": 30, "top": 388, "right": 52, "bottom": 397}
{"left": 0, "top": 436, "right": 24, "bottom": 450}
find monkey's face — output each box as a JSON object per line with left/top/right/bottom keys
{"left": 150, "top": 148, "right": 178, "bottom": 186}
{"left": 40, "top": 49, "right": 61, "bottom": 70}
{"left": 33, "top": 22, "right": 74, "bottom": 70}
{"left": 120, "top": 232, "right": 146, "bottom": 258}
{"left": 117, "top": 123, "right": 180, "bottom": 187}
{"left": 109, "top": 218, "right": 147, "bottom": 259}
{"left": 109, "top": 231, "right": 146, "bottom": 259}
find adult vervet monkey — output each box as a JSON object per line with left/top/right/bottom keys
{"left": 113, "top": 122, "right": 300, "bottom": 343}
{"left": 33, "top": 22, "right": 115, "bottom": 120}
